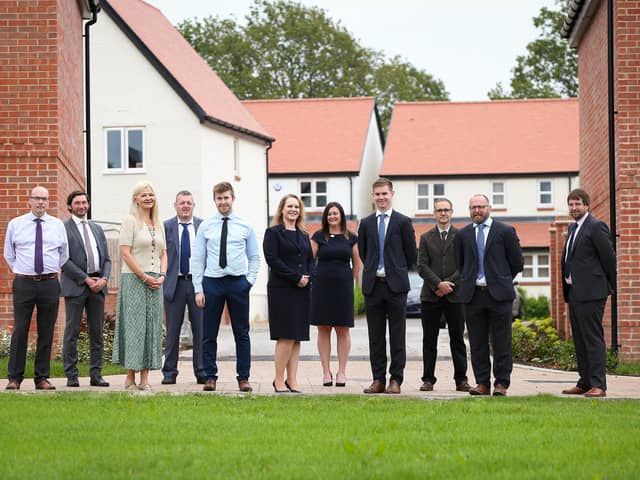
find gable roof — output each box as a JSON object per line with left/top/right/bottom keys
{"left": 243, "top": 97, "right": 380, "bottom": 174}
{"left": 382, "top": 98, "right": 579, "bottom": 177}
{"left": 102, "top": 0, "right": 272, "bottom": 142}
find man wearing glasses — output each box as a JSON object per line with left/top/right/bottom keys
{"left": 454, "top": 194, "right": 523, "bottom": 396}
{"left": 416, "top": 198, "right": 470, "bottom": 393}
{"left": 3, "top": 186, "right": 69, "bottom": 390}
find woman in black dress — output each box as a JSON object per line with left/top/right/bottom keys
{"left": 263, "top": 194, "right": 314, "bottom": 393}
{"left": 310, "top": 202, "right": 361, "bottom": 387}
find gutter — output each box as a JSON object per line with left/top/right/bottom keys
{"left": 84, "top": 1, "right": 100, "bottom": 218}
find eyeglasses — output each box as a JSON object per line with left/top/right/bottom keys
{"left": 30, "top": 196, "right": 49, "bottom": 201}
{"left": 435, "top": 208, "right": 451, "bottom": 213}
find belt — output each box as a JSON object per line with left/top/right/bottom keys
{"left": 88, "top": 272, "right": 102, "bottom": 277}
{"left": 178, "top": 274, "right": 192, "bottom": 280}
{"left": 375, "top": 276, "right": 386, "bottom": 282}
{"left": 15, "top": 273, "right": 58, "bottom": 281}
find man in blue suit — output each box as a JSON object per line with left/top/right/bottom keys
{"left": 161, "top": 190, "right": 206, "bottom": 385}
{"left": 455, "top": 194, "right": 523, "bottom": 396}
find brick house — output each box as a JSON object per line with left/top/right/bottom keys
{"left": 558, "top": 0, "right": 640, "bottom": 360}
{"left": 1, "top": 1, "right": 99, "bottom": 348}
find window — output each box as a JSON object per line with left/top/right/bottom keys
{"left": 416, "top": 183, "right": 445, "bottom": 211}
{"left": 522, "top": 251, "right": 550, "bottom": 280}
{"left": 105, "top": 127, "right": 144, "bottom": 171}
{"left": 492, "top": 182, "right": 505, "bottom": 207}
{"left": 300, "top": 180, "right": 327, "bottom": 209}
{"left": 538, "top": 180, "right": 552, "bottom": 206}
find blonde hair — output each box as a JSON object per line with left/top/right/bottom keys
{"left": 272, "top": 194, "right": 307, "bottom": 233}
{"left": 129, "top": 181, "right": 161, "bottom": 227}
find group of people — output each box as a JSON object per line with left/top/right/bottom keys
{"left": 3, "top": 179, "right": 616, "bottom": 398}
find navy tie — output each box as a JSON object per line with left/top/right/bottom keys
{"left": 563, "top": 223, "right": 577, "bottom": 278}
{"left": 476, "top": 224, "right": 485, "bottom": 280}
{"left": 219, "top": 217, "right": 229, "bottom": 269}
{"left": 377, "top": 214, "right": 386, "bottom": 270}
{"left": 180, "top": 223, "right": 190, "bottom": 275}
{"left": 34, "top": 218, "right": 43, "bottom": 274}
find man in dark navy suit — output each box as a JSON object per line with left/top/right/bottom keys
{"left": 358, "top": 178, "right": 416, "bottom": 394}
{"left": 561, "top": 189, "right": 616, "bottom": 398}
{"left": 455, "top": 194, "right": 523, "bottom": 396}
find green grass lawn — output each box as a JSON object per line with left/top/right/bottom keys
{"left": 0, "top": 358, "right": 126, "bottom": 379}
{"left": 0, "top": 394, "right": 637, "bottom": 479}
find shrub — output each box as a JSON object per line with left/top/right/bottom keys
{"left": 517, "top": 287, "right": 550, "bottom": 320}
{"left": 354, "top": 285, "right": 365, "bottom": 315}
{"left": 0, "top": 329, "right": 10, "bottom": 357}
{"left": 71, "top": 312, "right": 117, "bottom": 363}
{"left": 512, "top": 318, "right": 576, "bottom": 370}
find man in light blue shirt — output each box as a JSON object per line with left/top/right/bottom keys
{"left": 192, "top": 182, "right": 260, "bottom": 392}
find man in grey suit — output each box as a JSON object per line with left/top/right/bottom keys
{"left": 61, "top": 191, "right": 111, "bottom": 387}
{"left": 417, "top": 198, "right": 469, "bottom": 392}
{"left": 161, "top": 190, "right": 206, "bottom": 385}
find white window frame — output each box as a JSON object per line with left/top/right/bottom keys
{"left": 491, "top": 181, "right": 505, "bottom": 208}
{"left": 521, "top": 250, "right": 550, "bottom": 281}
{"left": 538, "top": 179, "right": 553, "bottom": 207}
{"left": 416, "top": 182, "right": 445, "bottom": 213}
{"left": 299, "top": 179, "right": 327, "bottom": 210}
{"left": 105, "top": 127, "right": 145, "bottom": 173}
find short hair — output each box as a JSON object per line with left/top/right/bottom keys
{"left": 213, "top": 182, "right": 234, "bottom": 198}
{"left": 372, "top": 177, "right": 393, "bottom": 191}
{"left": 175, "top": 190, "right": 193, "bottom": 201}
{"left": 567, "top": 188, "right": 590, "bottom": 205}
{"left": 469, "top": 194, "right": 490, "bottom": 205}
{"left": 433, "top": 197, "right": 452, "bottom": 209}
{"left": 67, "top": 190, "right": 89, "bottom": 206}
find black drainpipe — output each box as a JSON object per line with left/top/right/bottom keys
{"left": 607, "top": 0, "right": 619, "bottom": 355}
{"left": 265, "top": 141, "right": 273, "bottom": 225}
{"left": 348, "top": 176, "right": 353, "bottom": 219}
{"left": 84, "top": 3, "right": 99, "bottom": 218}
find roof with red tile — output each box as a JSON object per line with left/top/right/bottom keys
{"left": 382, "top": 98, "right": 579, "bottom": 176}
{"left": 413, "top": 221, "right": 551, "bottom": 248}
{"left": 103, "top": 0, "right": 271, "bottom": 141}
{"left": 243, "top": 97, "right": 379, "bottom": 174}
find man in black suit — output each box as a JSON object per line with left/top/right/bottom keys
{"left": 455, "top": 194, "right": 523, "bottom": 396}
{"left": 561, "top": 189, "right": 616, "bottom": 398}
{"left": 417, "top": 198, "right": 469, "bottom": 393}
{"left": 61, "top": 191, "right": 111, "bottom": 387}
{"left": 161, "top": 190, "right": 206, "bottom": 385}
{"left": 358, "top": 178, "right": 416, "bottom": 394}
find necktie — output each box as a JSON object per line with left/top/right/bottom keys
{"left": 441, "top": 230, "right": 447, "bottom": 243}
{"left": 82, "top": 221, "right": 96, "bottom": 273}
{"left": 563, "top": 223, "right": 577, "bottom": 278}
{"left": 180, "top": 223, "right": 190, "bottom": 275}
{"left": 219, "top": 217, "right": 229, "bottom": 269}
{"left": 34, "top": 218, "right": 43, "bottom": 274}
{"left": 377, "top": 214, "right": 386, "bottom": 270}
{"left": 476, "top": 224, "right": 485, "bottom": 280}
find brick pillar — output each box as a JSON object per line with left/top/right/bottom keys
{"left": 550, "top": 219, "right": 570, "bottom": 339}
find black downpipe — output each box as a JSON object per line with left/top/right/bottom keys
{"left": 607, "top": 0, "right": 618, "bottom": 354}
{"left": 84, "top": 4, "right": 99, "bottom": 218}
{"left": 265, "top": 141, "right": 273, "bottom": 225}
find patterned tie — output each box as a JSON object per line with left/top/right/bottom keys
{"left": 476, "top": 224, "right": 485, "bottom": 280}
{"left": 180, "top": 223, "right": 190, "bottom": 275}
{"left": 377, "top": 214, "right": 386, "bottom": 270}
{"left": 82, "top": 220, "right": 96, "bottom": 273}
{"left": 219, "top": 217, "right": 229, "bottom": 269}
{"left": 34, "top": 218, "right": 43, "bottom": 274}
{"left": 441, "top": 230, "right": 447, "bottom": 243}
{"left": 563, "top": 223, "right": 577, "bottom": 278}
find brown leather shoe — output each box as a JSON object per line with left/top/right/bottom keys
{"left": 203, "top": 379, "right": 216, "bottom": 392}
{"left": 562, "top": 385, "right": 588, "bottom": 395}
{"left": 493, "top": 384, "right": 508, "bottom": 396}
{"left": 584, "top": 388, "right": 606, "bottom": 398}
{"left": 385, "top": 379, "right": 401, "bottom": 394}
{"left": 35, "top": 379, "right": 56, "bottom": 390}
{"left": 5, "top": 380, "right": 20, "bottom": 390}
{"left": 238, "top": 379, "right": 252, "bottom": 392}
{"left": 456, "top": 381, "right": 471, "bottom": 392}
{"left": 363, "top": 379, "right": 385, "bottom": 394}
{"left": 419, "top": 381, "right": 434, "bottom": 392}
{"left": 468, "top": 384, "right": 490, "bottom": 396}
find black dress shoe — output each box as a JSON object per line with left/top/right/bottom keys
{"left": 90, "top": 376, "right": 110, "bottom": 387}
{"left": 67, "top": 377, "right": 80, "bottom": 387}
{"left": 161, "top": 376, "right": 177, "bottom": 385}
{"left": 196, "top": 377, "right": 207, "bottom": 385}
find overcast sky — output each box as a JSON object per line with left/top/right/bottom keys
{"left": 144, "top": 0, "right": 559, "bottom": 102}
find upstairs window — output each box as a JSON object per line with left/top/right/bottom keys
{"left": 417, "top": 183, "right": 445, "bottom": 212}
{"left": 538, "top": 180, "right": 553, "bottom": 207}
{"left": 106, "top": 128, "right": 144, "bottom": 172}
{"left": 492, "top": 182, "right": 505, "bottom": 208}
{"left": 300, "top": 180, "right": 327, "bottom": 209}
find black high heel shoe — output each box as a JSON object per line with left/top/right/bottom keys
{"left": 285, "top": 380, "right": 302, "bottom": 393}
{"left": 272, "top": 381, "right": 288, "bottom": 393}
{"left": 335, "top": 374, "right": 346, "bottom": 387}
{"left": 323, "top": 373, "right": 333, "bottom": 387}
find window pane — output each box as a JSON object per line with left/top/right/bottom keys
{"left": 418, "top": 198, "right": 429, "bottom": 210}
{"left": 106, "top": 130, "right": 122, "bottom": 169}
{"left": 540, "top": 193, "right": 552, "bottom": 204}
{"left": 128, "top": 130, "right": 143, "bottom": 169}
{"left": 300, "top": 182, "right": 311, "bottom": 194}
{"left": 316, "top": 181, "right": 327, "bottom": 193}
{"left": 493, "top": 182, "right": 504, "bottom": 193}
{"left": 523, "top": 267, "right": 533, "bottom": 278}
{"left": 524, "top": 256, "right": 532, "bottom": 266}
{"left": 540, "top": 181, "right": 552, "bottom": 192}
{"left": 539, "top": 267, "right": 549, "bottom": 277}
{"left": 317, "top": 195, "right": 327, "bottom": 207}
{"left": 434, "top": 183, "right": 445, "bottom": 196}
{"left": 417, "top": 184, "right": 429, "bottom": 196}
{"left": 493, "top": 194, "right": 504, "bottom": 205}
{"left": 538, "top": 255, "right": 549, "bottom": 266}
{"left": 301, "top": 196, "right": 311, "bottom": 207}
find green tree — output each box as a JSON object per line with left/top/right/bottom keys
{"left": 488, "top": 0, "right": 577, "bottom": 99}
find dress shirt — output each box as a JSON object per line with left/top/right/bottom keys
{"left": 3, "top": 212, "right": 69, "bottom": 274}
{"left": 375, "top": 208, "right": 393, "bottom": 277}
{"left": 178, "top": 220, "right": 196, "bottom": 274}
{"left": 474, "top": 216, "right": 493, "bottom": 286}
{"left": 72, "top": 215, "right": 101, "bottom": 273}
{"left": 564, "top": 212, "right": 588, "bottom": 285}
{"left": 192, "top": 212, "right": 260, "bottom": 293}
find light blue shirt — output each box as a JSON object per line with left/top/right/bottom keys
{"left": 192, "top": 212, "right": 260, "bottom": 293}
{"left": 3, "top": 212, "right": 69, "bottom": 274}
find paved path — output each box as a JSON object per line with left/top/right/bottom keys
{"left": 4, "top": 319, "right": 640, "bottom": 398}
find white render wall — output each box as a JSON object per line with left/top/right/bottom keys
{"left": 268, "top": 177, "right": 352, "bottom": 217}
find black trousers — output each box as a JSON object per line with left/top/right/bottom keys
{"left": 421, "top": 299, "right": 468, "bottom": 384}
{"left": 63, "top": 288, "right": 105, "bottom": 378}
{"left": 569, "top": 298, "right": 607, "bottom": 390}
{"left": 464, "top": 287, "right": 513, "bottom": 388}
{"left": 364, "top": 279, "right": 407, "bottom": 384}
{"left": 8, "top": 277, "right": 60, "bottom": 383}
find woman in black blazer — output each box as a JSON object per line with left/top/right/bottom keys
{"left": 263, "top": 194, "right": 314, "bottom": 393}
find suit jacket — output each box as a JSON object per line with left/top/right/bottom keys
{"left": 61, "top": 218, "right": 111, "bottom": 297}
{"left": 357, "top": 210, "right": 417, "bottom": 295}
{"left": 164, "top": 216, "right": 203, "bottom": 303}
{"left": 455, "top": 219, "right": 523, "bottom": 303}
{"left": 263, "top": 224, "right": 315, "bottom": 288}
{"left": 561, "top": 214, "right": 616, "bottom": 303}
{"left": 417, "top": 225, "right": 461, "bottom": 303}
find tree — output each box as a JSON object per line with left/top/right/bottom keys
{"left": 488, "top": 0, "right": 577, "bottom": 99}
{"left": 177, "top": 0, "right": 448, "bottom": 130}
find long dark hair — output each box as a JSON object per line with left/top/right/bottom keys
{"left": 321, "top": 201, "right": 351, "bottom": 240}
